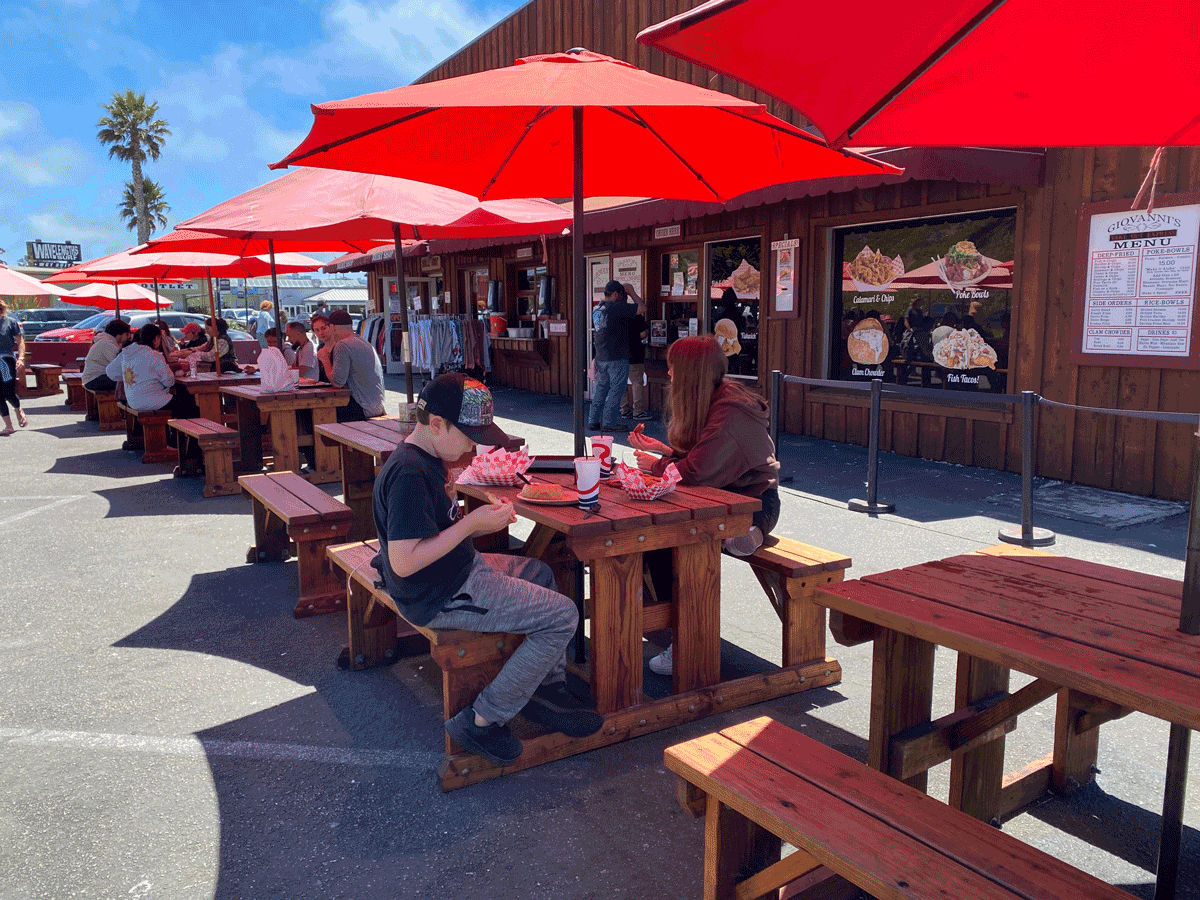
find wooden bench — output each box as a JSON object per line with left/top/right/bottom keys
{"left": 170, "top": 418, "right": 239, "bottom": 497}
{"left": 118, "top": 402, "right": 175, "bottom": 464}
{"left": 85, "top": 388, "right": 122, "bottom": 431}
{"left": 734, "top": 536, "right": 851, "bottom": 667}
{"left": 239, "top": 472, "right": 354, "bottom": 618}
{"left": 666, "top": 716, "right": 1133, "bottom": 900}
{"left": 62, "top": 372, "right": 86, "bottom": 411}
{"left": 327, "top": 539, "right": 525, "bottom": 760}
{"left": 18, "top": 363, "right": 62, "bottom": 398}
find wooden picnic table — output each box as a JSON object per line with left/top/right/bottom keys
{"left": 221, "top": 383, "right": 350, "bottom": 485}
{"left": 175, "top": 371, "right": 259, "bottom": 424}
{"left": 813, "top": 547, "right": 1199, "bottom": 899}
{"left": 445, "top": 470, "right": 839, "bottom": 788}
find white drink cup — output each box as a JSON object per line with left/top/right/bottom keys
{"left": 589, "top": 435, "right": 614, "bottom": 476}
{"left": 574, "top": 456, "right": 601, "bottom": 508}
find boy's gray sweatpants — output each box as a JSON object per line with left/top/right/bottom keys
{"left": 425, "top": 551, "right": 576, "bottom": 726}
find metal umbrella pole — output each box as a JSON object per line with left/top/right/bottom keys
{"left": 391, "top": 222, "right": 415, "bottom": 403}
{"left": 571, "top": 105, "right": 586, "bottom": 460}
{"left": 269, "top": 239, "right": 281, "bottom": 334}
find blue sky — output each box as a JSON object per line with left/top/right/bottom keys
{"left": 0, "top": 0, "right": 524, "bottom": 265}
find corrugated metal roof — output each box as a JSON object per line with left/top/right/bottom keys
{"left": 300, "top": 287, "right": 369, "bottom": 305}
{"left": 243, "top": 276, "right": 364, "bottom": 289}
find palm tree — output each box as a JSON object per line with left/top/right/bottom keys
{"left": 97, "top": 90, "right": 170, "bottom": 244}
{"left": 118, "top": 178, "right": 170, "bottom": 235}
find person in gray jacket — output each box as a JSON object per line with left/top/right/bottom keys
{"left": 318, "top": 309, "right": 385, "bottom": 421}
{"left": 82, "top": 320, "right": 132, "bottom": 391}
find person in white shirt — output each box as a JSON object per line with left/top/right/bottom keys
{"left": 286, "top": 321, "right": 319, "bottom": 381}
{"left": 83, "top": 320, "right": 133, "bottom": 391}
{"left": 105, "top": 324, "right": 197, "bottom": 417}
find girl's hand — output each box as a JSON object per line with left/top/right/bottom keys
{"left": 629, "top": 428, "right": 669, "bottom": 455}
{"left": 633, "top": 450, "right": 659, "bottom": 471}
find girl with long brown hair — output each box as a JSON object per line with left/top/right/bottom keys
{"left": 630, "top": 335, "right": 780, "bottom": 675}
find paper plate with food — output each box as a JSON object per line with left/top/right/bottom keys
{"left": 614, "top": 461, "right": 682, "bottom": 500}
{"left": 932, "top": 329, "right": 998, "bottom": 370}
{"left": 846, "top": 245, "right": 905, "bottom": 292}
{"left": 457, "top": 446, "right": 533, "bottom": 487}
{"left": 936, "top": 240, "right": 992, "bottom": 288}
{"left": 515, "top": 482, "right": 578, "bottom": 506}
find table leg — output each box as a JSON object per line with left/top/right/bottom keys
{"left": 868, "top": 628, "right": 935, "bottom": 791}
{"left": 948, "top": 654, "right": 1009, "bottom": 823}
{"left": 236, "top": 397, "right": 263, "bottom": 472}
{"left": 673, "top": 539, "right": 722, "bottom": 695}
{"left": 589, "top": 552, "right": 643, "bottom": 714}
{"left": 1052, "top": 689, "right": 1100, "bottom": 793}
{"left": 197, "top": 391, "right": 221, "bottom": 423}
{"left": 1154, "top": 723, "right": 1190, "bottom": 900}
{"left": 310, "top": 407, "right": 342, "bottom": 483}
{"left": 267, "top": 409, "right": 301, "bottom": 475}
{"left": 339, "top": 445, "right": 376, "bottom": 542}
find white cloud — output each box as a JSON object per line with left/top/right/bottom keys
{"left": 0, "top": 143, "right": 91, "bottom": 187}
{"left": 26, "top": 205, "right": 131, "bottom": 250}
{"left": 0, "top": 101, "right": 39, "bottom": 139}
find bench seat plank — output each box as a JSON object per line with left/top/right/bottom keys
{"left": 667, "top": 717, "right": 1132, "bottom": 900}
{"left": 239, "top": 471, "right": 350, "bottom": 526}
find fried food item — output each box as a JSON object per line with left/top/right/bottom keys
{"left": 847, "top": 318, "right": 889, "bottom": 365}
{"left": 519, "top": 482, "right": 568, "bottom": 501}
{"left": 932, "top": 329, "right": 998, "bottom": 369}
{"left": 849, "top": 246, "right": 903, "bottom": 287}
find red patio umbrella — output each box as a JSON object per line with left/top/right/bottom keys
{"left": 637, "top": 0, "right": 1200, "bottom": 149}
{"left": 273, "top": 49, "right": 899, "bottom": 452}
{"left": 59, "top": 282, "right": 171, "bottom": 310}
{"left": 0, "top": 264, "right": 68, "bottom": 300}
{"left": 175, "top": 167, "right": 573, "bottom": 400}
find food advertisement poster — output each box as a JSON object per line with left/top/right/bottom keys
{"left": 833, "top": 209, "right": 1015, "bottom": 389}
{"left": 611, "top": 252, "right": 644, "bottom": 299}
{"left": 589, "top": 256, "right": 611, "bottom": 305}
{"left": 772, "top": 238, "right": 799, "bottom": 318}
{"left": 1071, "top": 200, "right": 1200, "bottom": 368}
{"left": 662, "top": 250, "right": 699, "bottom": 296}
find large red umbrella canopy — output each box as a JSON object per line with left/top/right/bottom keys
{"left": 638, "top": 0, "right": 1200, "bottom": 148}
{"left": 0, "top": 264, "right": 67, "bottom": 299}
{"left": 275, "top": 49, "right": 898, "bottom": 451}
{"left": 60, "top": 282, "right": 170, "bottom": 310}
{"left": 67, "top": 246, "right": 324, "bottom": 280}
{"left": 272, "top": 49, "right": 898, "bottom": 197}
{"left": 132, "top": 227, "right": 387, "bottom": 256}
{"left": 177, "top": 167, "right": 571, "bottom": 242}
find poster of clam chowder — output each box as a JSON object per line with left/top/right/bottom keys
{"left": 1082, "top": 204, "right": 1199, "bottom": 358}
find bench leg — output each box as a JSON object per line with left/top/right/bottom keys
{"left": 703, "top": 794, "right": 782, "bottom": 900}
{"left": 202, "top": 445, "right": 238, "bottom": 497}
{"left": 345, "top": 578, "right": 401, "bottom": 669}
{"left": 869, "top": 628, "right": 935, "bottom": 792}
{"left": 123, "top": 410, "right": 141, "bottom": 453}
{"left": 1052, "top": 689, "right": 1100, "bottom": 794}
{"left": 290, "top": 526, "right": 353, "bottom": 618}
{"left": 948, "top": 654, "right": 1010, "bottom": 824}
{"left": 140, "top": 421, "right": 174, "bottom": 464}
{"left": 97, "top": 398, "right": 122, "bottom": 431}
{"left": 175, "top": 436, "right": 205, "bottom": 479}
{"left": 85, "top": 391, "right": 98, "bottom": 420}
{"left": 247, "top": 497, "right": 289, "bottom": 563}
{"left": 752, "top": 569, "right": 835, "bottom": 668}
{"left": 441, "top": 653, "right": 513, "bottom": 756}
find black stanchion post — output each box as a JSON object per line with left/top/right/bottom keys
{"left": 999, "top": 391, "right": 1055, "bottom": 546}
{"left": 573, "top": 561, "right": 586, "bottom": 665}
{"left": 849, "top": 378, "right": 894, "bottom": 514}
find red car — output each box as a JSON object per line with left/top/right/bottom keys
{"left": 31, "top": 312, "right": 260, "bottom": 368}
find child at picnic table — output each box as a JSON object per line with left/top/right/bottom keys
{"left": 629, "top": 334, "right": 780, "bottom": 676}
{"left": 372, "top": 373, "right": 602, "bottom": 766}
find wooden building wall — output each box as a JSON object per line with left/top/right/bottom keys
{"left": 396, "top": 3, "right": 1200, "bottom": 501}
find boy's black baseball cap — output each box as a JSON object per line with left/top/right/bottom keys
{"left": 417, "top": 373, "right": 509, "bottom": 445}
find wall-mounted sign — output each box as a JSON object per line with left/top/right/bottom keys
{"left": 654, "top": 224, "right": 682, "bottom": 241}
{"left": 25, "top": 240, "right": 81, "bottom": 269}
{"left": 419, "top": 255, "right": 442, "bottom": 272}
{"left": 611, "top": 252, "right": 645, "bottom": 299}
{"left": 1071, "top": 198, "right": 1200, "bottom": 368}
{"left": 771, "top": 238, "right": 800, "bottom": 318}
{"left": 548, "top": 320, "right": 568, "bottom": 336}
{"left": 515, "top": 246, "right": 534, "bottom": 260}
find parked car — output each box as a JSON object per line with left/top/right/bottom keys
{"left": 11, "top": 306, "right": 100, "bottom": 340}
{"left": 31, "top": 312, "right": 260, "bottom": 367}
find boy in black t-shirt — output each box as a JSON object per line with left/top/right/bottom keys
{"left": 372, "top": 373, "right": 602, "bottom": 766}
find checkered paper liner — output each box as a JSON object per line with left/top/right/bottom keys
{"left": 456, "top": 447, "right": 533, "bottom": 487}
{"left": 614, "top": 461, "right": 681, "bottom": 500}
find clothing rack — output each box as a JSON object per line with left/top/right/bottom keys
{"left": 408, "top": 314, "right": 491, "bottom": 381}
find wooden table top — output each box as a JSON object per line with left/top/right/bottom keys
{"left": 814, "top": 553, "right": 1200, "bottom": 731}
{"left": 316, "top": 418, "right": 410, "bottom": 460}
{"left": 456, "top": 471, "right": 760, "bottom": 542}
{"left": 221, "top": 382, "right": 351, "bottom": 407}
{"left": 176, "top": 372, "right": 259, "bottom": 387}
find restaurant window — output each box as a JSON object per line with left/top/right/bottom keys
{"left": 464, "top": 267, "right": 490, "bottom": 316}
{"left": 706, "top": 238, "right": 761, "bottom": 379}
{"left": 658, "top": 248, "right": 700, "bottom": 348}
{"left": 514, "top": 264, "right": 547, "bottom": 320}
{"left": 830, "top": 208, "right": 1016, "bottom": 393}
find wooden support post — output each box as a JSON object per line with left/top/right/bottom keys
{"left": 868, "top": 628, "right": 935, "bottom": 791}
{"left": 703, "top": 795, "right": 782, "bottom": 900}
{"left": 1053, "top": 689, "right": 1100, "bottom": 793}
{"left": 949, "top": 655, "right": 1010, "bottom": 823}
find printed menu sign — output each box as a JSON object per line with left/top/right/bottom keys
{"left": 1082, "top": 204, "right": 1199, "bottom": 358}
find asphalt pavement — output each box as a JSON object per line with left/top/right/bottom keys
{"left": 0, "top": 376, "right": 1195, "bottom": 900}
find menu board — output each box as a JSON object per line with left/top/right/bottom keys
{"left": 611, "top": 252, "right": 645, "bottom": 299}
{"left": 1080, "top": 203, "right": 1199, "bottom": 359}
{"left": 772, "top": 238, "right": 799, "bottom": 318}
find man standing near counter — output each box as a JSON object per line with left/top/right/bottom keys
{"left": 588, "top": 280, "right": 645, "bottom": 433}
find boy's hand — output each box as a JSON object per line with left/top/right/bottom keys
{"left": 469, "top": 498, "right": 516, "bottom": 534}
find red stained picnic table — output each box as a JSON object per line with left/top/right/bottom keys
{"left": 221, "top": 383, "right": 350, "bottom": 484}
{"left": 813, "top": 547, "right": 1199, "bottom": 898}
{"left": 175, "top": 371, "right": 259, "bottom": 424}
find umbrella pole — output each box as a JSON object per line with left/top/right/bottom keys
{"left": 572, "top": 105, "right": 586, "bottom": 460}
{"left": 392, "top": 223, "right": 414, "bottom": 403}
{"left": 114, "top": 283, "right": 121, "bottom": 320}
{"left": 153, "top": 278, "right": 160, "bottom": 311}
{"left": 206, "top": 267, "right": 221, "bottom": 376}
{"left": 269, "top": 239, "right": 281, "bottom": 334}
